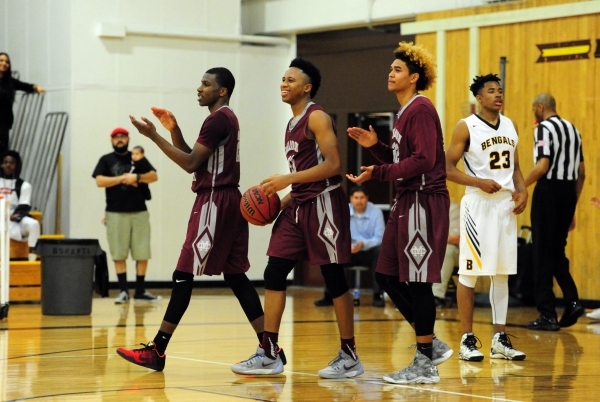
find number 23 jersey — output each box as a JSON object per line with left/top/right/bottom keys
{"left": 462, "top": 113, "right": 518, "bottom": 194}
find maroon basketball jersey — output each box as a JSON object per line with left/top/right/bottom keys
{"left": 192, "top": 106, "right": 240, "bottom": 191}
{"left": 285, "top": 103, "right": 342, "bottom": 204}
{"left": 370, "top": 95, "right": 447, "bottom": 197}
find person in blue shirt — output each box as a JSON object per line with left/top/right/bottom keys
{"left": 314, "top": 185, "right": 386, "bottom": 307}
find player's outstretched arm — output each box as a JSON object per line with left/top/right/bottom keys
{"left": 130, "top": 115, "right": 212, "bottom": 173}
{"left": 151, "top": 107, "right": 192, "bottom": 153}
{"left": 445, "top": 120, "right": 501, "bottom": 193}
{"left": 261, "top": 110, "right": 340, "bottom": 195}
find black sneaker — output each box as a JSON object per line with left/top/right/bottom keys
{"left": 559, "top": 301, "right": 585, "bottom": 328}
{"left": 527, "top": 315, "right": 560, "bottom": 331}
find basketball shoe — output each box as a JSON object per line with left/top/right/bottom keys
{"left": 114, "top": 291, "right": 129, "bottom": 304}
{"left": 231, "top": 346, "right": 284, "bottom": 375}
{"left": 382, "top": 350, "right": 440, "bottom": 384}
{"left": 490, "top": 332, "right": 526, "bottom": 360}
{"left": 318, "top": 350, "right": 364, "bottom": 379}
{"left": 586, "top": 308, "right": 600, "bottom": 320}
{"left": 459, "top": 333, "right": 484, "bottom": 361}
{"left": 432, "top": 337, "right": 454, "bottom": 365}
{"left": 116, "top": 341, "right": 165, "bottom": 371}
{"left": 134, "top": 291, "right": 162, "bottom": 303}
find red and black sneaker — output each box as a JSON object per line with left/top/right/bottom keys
{"left": 117, "top": 341, "right": 165, "bottom": 371}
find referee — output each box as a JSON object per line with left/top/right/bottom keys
{"left": 525, "top": 93, "right": 585, "bottom": 331}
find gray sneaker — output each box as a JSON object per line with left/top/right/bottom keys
{"left": 114, "top": 291, "right": 130, "bottom": 304}
{"left": 383, "top": 350, "right": 440, "bottom": 384}
{"left": 432, "top": 337, "right": 454, "bottom": 365}
{"left": 231, "top": 347, "right": 284, "bottom": 375}
{"left": 318, "top": 350, "right": 364, "bottom": 379}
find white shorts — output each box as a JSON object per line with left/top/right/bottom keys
{"left": 458, "top": 191, "right": 516, "bottom": 276}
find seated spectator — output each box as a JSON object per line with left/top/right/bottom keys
{"left": 0, "top": 151, "right": 40, "bottom": 261}
{"left": 432, "top": 201, "right": 460, "bottom": 306}
{"left": 314, "top": 185, "right": 385, "bottom": 307}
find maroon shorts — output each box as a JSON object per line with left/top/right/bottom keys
{"left": 376, "top": 191, "right": 449, "bottom": 282}
{"left": 267, "top": 186, "right": 351, "bottom": 266}
{"left": 176, "top": 187, "right": 250, "bottom": 276}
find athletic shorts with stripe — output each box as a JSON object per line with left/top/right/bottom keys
{"left": 176, "top": 187, "right": 250, "bottom": 276}
{"left": 458, "top": 190, "right": 517, "bottom": 276}
{"left": 376, "top": 191, "right": 449, "bottom": 283}
{"left": 267, "top": 186, "right": 351, "bottom": 265}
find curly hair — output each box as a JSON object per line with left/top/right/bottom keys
{"left": 289, "top": 57, "right": 321, "bottom": 98}
{"left": 393, "top": 42, "right": 437, "bottom": 91}
{"left": 469, "top": 74, "right": 501, "bottom": 97}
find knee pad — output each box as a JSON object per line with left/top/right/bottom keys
{"left": 264, "top": 257, "right": 295, "bottom": 291}
{"left": 164, "top": 270, "right": 194, "bottom": 325}
{"left": 320, "top": 264, "right": 350, "bottom": 299}
{"left": 458, "top": 274, "right": 478, "bottom": 289}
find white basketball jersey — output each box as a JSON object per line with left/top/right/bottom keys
{"left": 462, "top": 114, "right": 518, "bottom": 194}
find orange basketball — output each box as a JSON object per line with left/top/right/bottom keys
{"left": 240, "top": 185, "right": 281, "bottom": 226}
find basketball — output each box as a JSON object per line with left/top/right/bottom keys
{"left": 240, "top": 185, "right": 281, "bottom": 226}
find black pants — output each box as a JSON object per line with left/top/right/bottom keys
{"left": 0, "top": 126, "right": 9, "bottom": 156}
{"left": 531, "top": 180, "right": 579, "bottom": 319}
{"left": 323, "top": 246, "right": 382, "bottom": 297}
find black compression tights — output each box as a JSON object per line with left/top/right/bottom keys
{"left": 376, "top": 272, "right": 436, "bottom": 336}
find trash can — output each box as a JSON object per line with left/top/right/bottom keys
{"left": 34, "top": 239, "right": 102, "bottom": 315}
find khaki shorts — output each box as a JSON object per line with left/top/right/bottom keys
{"left": 105, "top": 211, "right": 151, "bottom": 261}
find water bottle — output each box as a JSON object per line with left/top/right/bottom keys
{"left": 353, "top": 289, "right": 360, "bottom": 306}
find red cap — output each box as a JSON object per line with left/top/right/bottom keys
{"left": 110, "top": 127, "right": 129, "bottom": 137}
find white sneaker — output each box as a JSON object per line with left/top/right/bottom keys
{"left": 383, "top": 350, "right": 440, "bottom": 384}
{"left": 586, "top": 308, "right": 600, "bottom": 320}
{"left": 490, "top": 332, "right": 526, "bottom": 361}
{"left": 459, "top": 333, "right": 484, "bottom": 362}
{"left": 114, "top": 291, "right": 130, "bottom": 304}
{"left": 231, "top": 346, "right": 284, "bottom": 375}
{"left": 318, "top": 350, "right": 364, "bottom": 379}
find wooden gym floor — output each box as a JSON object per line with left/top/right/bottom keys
{"left": 0, "top": 286, "right": 598, "bottom": 401}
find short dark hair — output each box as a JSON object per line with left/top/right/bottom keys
{"left": 289, "top": 58, "right": 321, "bottom": 98}
{"left": 205, "top": 67, "right": 236, "bottom": 98}
{"left": 132, "top": 145, "right": 145, "bottom": 154}
{"left": 349, "top": 185, "right": 368, "bottom": 197}
{"left": 469, "top": 74, "right": 501, "bottom": 97}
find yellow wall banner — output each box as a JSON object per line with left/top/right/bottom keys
{"left": 536, "top": 40, "right": 591, "bottom": 63}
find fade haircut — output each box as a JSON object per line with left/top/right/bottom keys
{"left": 289, "top": 57, "right": 321, "bottom": 98}
{"left": 393, "top": 42, "right": 437, "bottom": 91}
{"left": 205, "top": 67, "right": 236, "bottom": 98}
{"left": 132, "top": 145, "right": 145, "bottom": 154}
{"left": 469, "top": 74, "right": 501, "bottom": 97}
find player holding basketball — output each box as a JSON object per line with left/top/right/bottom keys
{"left": 231, "top": 58, "right": 363, "bottom": 379}
{"left": 445, "top": 74, "right": 527, "bottom": 363}
{"left": 117, "top": 67, "right": 268, "bottom": 371}
{"left": 346, "top": 42, "right": 452, "bottom": 384}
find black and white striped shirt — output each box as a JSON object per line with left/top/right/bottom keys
{"left": 534, "top": 115, "right": 583, "bottom": 181}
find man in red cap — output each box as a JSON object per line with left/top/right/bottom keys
{"left": 93, "top": 127, "right": 159, "bottom": 304}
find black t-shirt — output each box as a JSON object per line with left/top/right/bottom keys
{"left": 92, "top": 151, "right": 156, "bottom": 212}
